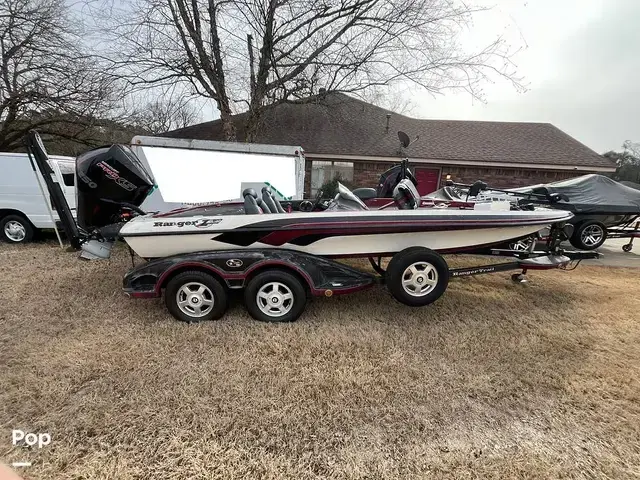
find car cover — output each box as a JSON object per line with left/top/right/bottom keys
{"left": 426, "top": 174, "right": 640, "bottom": 216}
{"left": 621, "top": 180, "right": 640, "bottom": 191}
{"left": 515, "top": 174, "right": 640, "bottom": 214}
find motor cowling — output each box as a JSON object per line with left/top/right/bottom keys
{"left": 75, "top": 145, "right": 154, "bottom": 231}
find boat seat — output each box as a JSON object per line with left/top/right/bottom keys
{"left": 393, "top": 179, "right": 420, "bottom": 210}
{"left": 353, "top": 187, "right": 377, "bottom": 201}
{"left": 261, "top": 187, "right": 286, "bottom": 213}
{"left": 243, "top": 188, "right": 271, "bottom": 214}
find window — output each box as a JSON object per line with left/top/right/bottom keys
{"left": 57, "top": 162, "right": 75, "bottom": 186}
{"left": 310, "top": 160, "right": 354, "bottom": 196}
{"left": 61, "top": 173, "right": 75, "bottom": 186}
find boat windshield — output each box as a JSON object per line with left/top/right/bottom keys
{"left": 326, "top": 183, "right": 369, "bottom": 211}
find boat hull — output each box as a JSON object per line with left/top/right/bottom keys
{"left": 124, "top": 224, "right": 549, "bottom": 258}
{"left": 120, "top": 209, "right": 574, "bottom": 259}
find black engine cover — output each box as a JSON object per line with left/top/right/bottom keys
{"left": 76, "top": 145, "right": 154, "bottom": 230}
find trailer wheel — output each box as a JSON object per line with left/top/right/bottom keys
{"left": 622, "top": 243, "right": 633, "bottom": 253}
{"left": 1, "top": 214, "right": 34, "bottom": 243}
{"left": 244, "top": 270, "right": 307, "bottom": 323}
{"left": 164, "top": 271, "right": 228, "bottom": 322}
{"left": 386, "top": 247, "right": 449, "bottom": 307}
{"left": 570, "top": 221, "right": 607, "bottom": 250}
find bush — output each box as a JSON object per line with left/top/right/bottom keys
{"left": 318, "top": 173, "right": 355, "bottom": 198}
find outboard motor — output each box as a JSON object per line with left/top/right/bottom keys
{"left": 75, "top": 145, "right": 154, "bottom": 259}
{"left": 76, "top": 145, "right": 155, "bottom": 232}
{"left": 26, "top": 130, "right": 154, "bottom": 259}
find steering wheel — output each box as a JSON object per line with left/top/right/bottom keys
{"left": 298, "top": 189, "right": 327, "bottom": 212}
{"left": 310, "top": 189, "right": 324, "bottom": 211}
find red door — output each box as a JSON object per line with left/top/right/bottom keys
{"left": 414, "top": 167, "right": 440, "bottom": 195}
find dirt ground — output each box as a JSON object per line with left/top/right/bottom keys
{"left": 0, "top": 241, "right": 639, "bottom": 479}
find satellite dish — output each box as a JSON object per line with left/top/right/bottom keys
{"left": 397, "top": 131, "right": 411, "bottom": 148}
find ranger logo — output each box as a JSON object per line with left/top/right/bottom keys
{"left": 153, "top": 218, "right": 222, "bottom": 228}
{"left": 226, "top": 259, "right": 243, "bottom": 268}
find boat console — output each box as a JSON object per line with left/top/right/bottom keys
{"left": 324, "top": 183, "right": 370, "bottom": 211}
{"left": 392, "top": 179, "right": 420, "bottom": 210}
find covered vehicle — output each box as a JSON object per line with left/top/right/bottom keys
{"left": 513, "top": 175, "right": 640, "bottom": 215}
{"left": 620, "top": 180, "right": 640, "bottom": 191}
{"left": 428, "top": 174, "right": 640, "bottom": 250}
{"left": 515, "top": 175, "right": 640, "bottom": 249}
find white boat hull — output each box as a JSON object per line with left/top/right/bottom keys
{"left": 120, "top": 209, "right": 573, "bottom": 259}
{"left": 124, "top": 224, "right": 545, "bottom": 258}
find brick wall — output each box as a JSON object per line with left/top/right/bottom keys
{"left": 354, "top": 161, "right": 396, "bottom": 189}
{"left": 304, "top": 158, "right": 592, "bottom": 196}
{"left": 440, "top": 166, "right": 579, "bottom": 189}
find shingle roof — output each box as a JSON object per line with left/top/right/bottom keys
{"left": 165, "top": 93, "right": 614, "bottom": 169}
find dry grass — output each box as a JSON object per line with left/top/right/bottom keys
{"left": 0, "top": 241, "right": 639, "bottom": 479}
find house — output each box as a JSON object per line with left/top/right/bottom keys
{"left": 164, "top": 93, "right": 616, "bottom": 197}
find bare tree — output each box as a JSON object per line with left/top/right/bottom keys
{"left": 90, "top": 0, "right": 240, "bottom": 139}
{"left": 623, "top": 140, "right": 640, "bottom": 159}
{"left": 0, "top": 0, "right": 124, "bottom": 151}
{"left": 94, "top": 0, "right": 521, "bottom": 141}
{"left": 131, "top": 96, "right": 201, "bottom": 134}
{"left": 358, "top": 86, "right": 417, "bottom": 116}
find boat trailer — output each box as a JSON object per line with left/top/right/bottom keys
{"left": 450, "top": 250, "right": 598, "bottom": 282}
{"left": 606, "top": 220, "right": 640, "bottom": 252}
{"left": 369, "top": 249, "right": 599, "bottom": 284}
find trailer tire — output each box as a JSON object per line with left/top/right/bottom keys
{"left": 386, "top": 247, "right": 449, "bottom": 307}
{"left": 244, "top": 270, "right": 307, "bottom": 323}
{"left": 570, "top": 220, "right": 607, "bottom": 250}
{"left": 1, "top": 214, "right": 34, "bottom": 243}
{"left": 164, "top": 271, "right": 228, "bottom": 322}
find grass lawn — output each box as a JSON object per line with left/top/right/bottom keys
{"left": 1, "top": 241, "right": 639, "bottom": 479}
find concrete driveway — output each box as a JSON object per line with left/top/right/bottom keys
{"left": 583, "top": 238, "right": 640, "bottom": 267}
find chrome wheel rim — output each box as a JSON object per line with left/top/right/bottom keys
{"left": 4, "top": 221, "right": 26, "bottom": 242}
{"left": 581, "top": 225, "right": 604, "bottom": 247}
{"left": 176, "top": 282, "right": 214, "bottom": 318}
{"left": 402, "top": 262, "right": 438, "bottom": 297}
{"left": 256, "top": 282, "right": 294, "bottom": 318}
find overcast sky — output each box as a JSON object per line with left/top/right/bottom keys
{"left": 413, "top": 0, "right": 639, "bottom": 154}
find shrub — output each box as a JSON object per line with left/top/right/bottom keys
{"left": 318, "top": 173, "right": 355, "bottom": 198}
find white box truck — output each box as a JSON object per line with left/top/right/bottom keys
{"left": 0, "top": 152, "right": 76, "bottom": 243}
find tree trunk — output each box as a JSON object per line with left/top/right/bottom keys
{"left": 244, "top": 94, "right": 263, "bottom": 143}
{"left": 217, "top": 98, "right": 236, "bottom": 141}
{"left": 244, "top": 0, "right": 277, "bottom": 143}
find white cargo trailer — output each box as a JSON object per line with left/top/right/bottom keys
{"left": 129, "top": 136, "right": 305, "bottom": 213}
